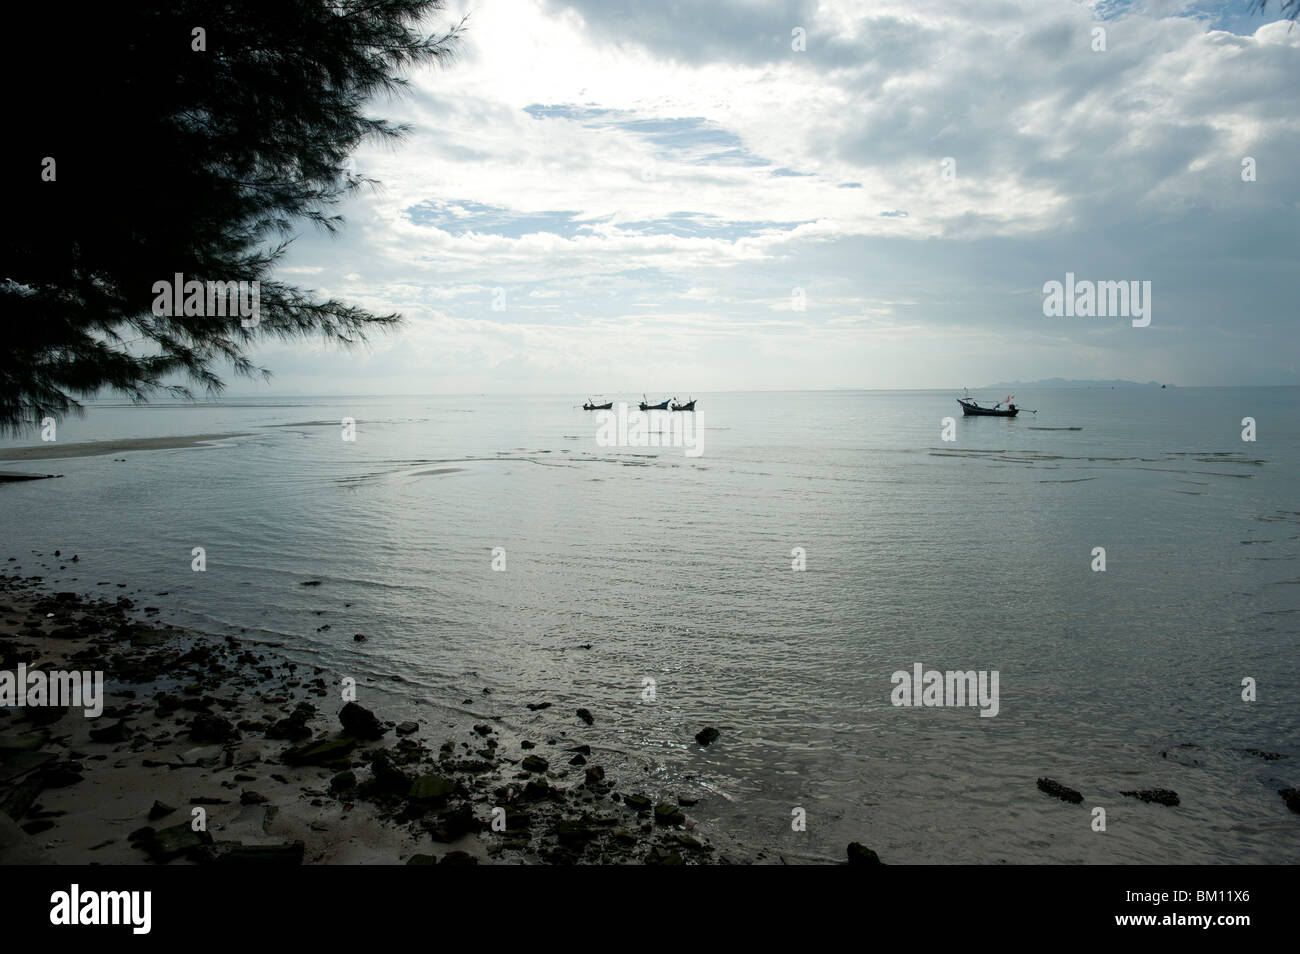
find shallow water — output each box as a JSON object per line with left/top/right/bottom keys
{"left": 2, "top": 387, "right": 1297, "bottom": 863}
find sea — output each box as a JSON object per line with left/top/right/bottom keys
{"left": 2, "top": 387, "right": 1298, "bottom": 863}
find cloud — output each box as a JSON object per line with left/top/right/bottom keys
{"left": 241, "top": 0, "right": 1300, "bottom": 393}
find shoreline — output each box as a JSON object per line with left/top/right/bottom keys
{"left": 0, "top": 574, "right": 740, "bottom": 865}
{"left": 0, "top": 434, "right": 251, "bottom": 462}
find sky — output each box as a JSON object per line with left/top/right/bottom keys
{"left": 238, "top": 0, "right": 1300, "bottom": 394}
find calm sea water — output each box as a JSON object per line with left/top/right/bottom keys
{"left": 3, "top": 388, "right": 1298, "bottom": 863}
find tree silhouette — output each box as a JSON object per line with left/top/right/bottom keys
{"left": 1, "top": 1, "right": 461, "bottom": 433}
{"left": 1252, "top": 0, "right": 1300, "bottom": 20}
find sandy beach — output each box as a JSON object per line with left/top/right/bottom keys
{"left": 0, "top": 574, "right": 735, "bottom": 865}
{"left": 0, "top": 434, "right": 251, "bottom": 462}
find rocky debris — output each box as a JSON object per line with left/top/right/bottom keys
{"left": 1246, "top": 749, "right": 1287, "bottom": 761}
{"left": 622, "top": 794, "right": 652, "bottom": 814}
{"left": 200, "top": 841, "right": 305, "bottom": 864}
{"left": 190, "top": 712, "right": 239, "bottom": 743}
{"left": 847, "top": 842, "right": 883, "bottom": 865}
{"left": 427, "top": 804, "right": 480, "bottom": 842}
{"left": 694, "top": 727, "right": 720, "bottom": 746}
{"left": 1037, "top": 778, "right": 1083, "bottom": 804}
{"left": 1279, "top": 789, "right": 1300, "bottom": 814}
{"left": 282, "top": 737, "right": 357, "bottom": 767}
{"left": 644, "top": 845, "right": 684, "bottom": 865}
{"left": 408, "top": 775, "right": 454, "bottom": 802}
{"left": 1120, "top": 789, "right": 1179, "bottom": 807}
{"left": 521, "top": 755, "right": 549, "bottom": 773}
{"left": 654, "top": 803, "right": 685, "bottom": 827}
{"left": 130, "top": 822, "right": 214, "bottom": 862}
{"left": 88, "top": 719, "right": 129, "bottom": 744}
{"left": 339, "top": 702, "right": 386, "bottom": 740}
{"left": 267, "top": 704, "right": 315, "bottom": 741}
{"left": 43, "top": 762, "right": 85, "bottom": 787}
{"left": 0, "top": 575, "right": 731, "bottom": 866}
{"left": 367, "top": 751, "right": 412, "bottom": 792}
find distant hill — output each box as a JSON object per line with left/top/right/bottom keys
{"left": 981, "top": 378, "right": 1170, "bottom": 389}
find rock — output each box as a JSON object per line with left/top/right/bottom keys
{"left": 134, "top": 821, "right": 213, "bottom": 862}
{"left": 654, "top": 802, "right": 685, "bottom": 826}
{"left": 240, "top": 790, "right": 269, "bottom": 806}
{"left": 1278, "top": 789, "right": 1300, "bottom": 814}
{"left": 148, "top": 800, "right": 176, "bottom": 821}
{"left": 88, "top": 719, "right": 129, "bottom": 744}
{"left": 1120, "top": 789, "right": 1179, "bottom": 807}
{"left": 576, "top": 708, "right": 594, "bottom": 725}
{"left": 339, "top": 702, "right": 386, "bottom": 740}
{"left": 584, "top": 766, "right": 606, "bottom": 786}
{"left": 282, "top": 737, "right": 357, "bottom": 766}
{"left": 408, "top": 775, "right": 454, "bottom": 801}
{"left": 206, "top": 841, "right": 304, "bottom": 864}
{"left": 644, "top": 845, "right": 684, "bottom": 865}
{"left": 368, "top": 751, "right": 411, "bottom": 791}
{"left": 21, "top": 819, "right": 55, "bottom": 835}
{"left": 428, "top": 805, "right": 479, "bottom": 842}
{"left": 521, "top": 755, "right": 549, "bottom": 773}
{"left": 395, "top": 721, "right": 419, "bottom": 736}
{"left": 406, "top": 853, "right": 437, "bottom": 865}
{"left": 1036, "top": 778, "right": 1083, "bottom": 804}
{"left": 440, "top": 850, "right": 477, "bottom": 866}
{"left": 267, "top": 713, "right": 312, "bottom": 741}
{"left": 694, "top": 727, "right": 720, "bottom": 746}
{"left": 623, "top": 794, "right": 652, "bottom": 813}
{"left": 353, "top": 633, "right": 366, "bottom": 642}
{"left": 522, "top": 778, "right": 552, "bottom": 801}
{"left": 190, "top": 713, "right": 239, "bottom": 743}
{"left": 847, "top": 842, "right": 883, "bottom": 865}
{"left": 569, "top": 753, "right": 587, "bottom": 766}
{"left": 1245, "top": 749, "right": 1287, "bottom": 761}
{"left": 556, "top": 818, "right": 597, "bottom": 845}
{"left": 521, "top": 740, "right": 536, "bottom": 749}
{"left": 526, "top": 702, "right": 551, "bottom": 711}
{"left": 473, "top": 724, "right": 493, "bottom": 736}
{"left": 329, "top": 770, "right": 356, "bottom": 792}
{"left": 43, "top": 764, "right": 84, "bottom": 787}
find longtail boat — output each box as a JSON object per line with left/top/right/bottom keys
{"left": 958, "top": 398, "right": 1018, "bottom": 417}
